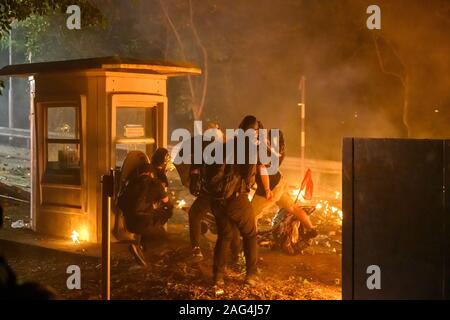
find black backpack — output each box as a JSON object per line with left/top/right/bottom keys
{"left": 204, "top": 163, "right": 243, "bottom": 200}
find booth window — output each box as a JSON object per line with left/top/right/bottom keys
{"left": 44, "top": 105, "right": 81, "bottom": 185}
{"left": 115, "top": 106, "right": 156, "bottom": 167}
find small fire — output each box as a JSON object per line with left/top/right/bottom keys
{"left": 71, "top": 230, "right": 80, "bottom": 244}
{"left": 177, "top": 199, "right": 186, "bottom": 209}
{"left": 71, "top": 226, "right": 89, "bottom": 243}
{"left": 313, "top": 199, "right": 343, "bottom": 225}
{"left": 290, "top": 188, "right": 306, "bottom": 203}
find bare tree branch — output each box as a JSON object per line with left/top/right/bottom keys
{"left": 373, "top": 34, "right": 406, "bottom": 86}
{"left": 188, "top": 0, "right": 208, "bottom": 120}
{"left": 158, "top": 0, "right": 197, "bottom": 115}
{"left": 373, "top": 34, "right": 410, "bottom": 137}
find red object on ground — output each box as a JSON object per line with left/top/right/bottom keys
{"left": 300, "top": 169, "right": 314, "bottom": 200}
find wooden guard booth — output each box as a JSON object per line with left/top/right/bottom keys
{"left": 0, "top": 56, "right": 201, "bottom": 243}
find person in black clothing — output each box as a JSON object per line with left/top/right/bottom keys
{"left": 118, "top": 149, "right": 174, "bottom": 265}
{"left": 211, "top": 115, "right": 260, "bottom": 287}
{"left": 151, "top": 147, "right": 172, "bottom": 190}
{"left": 188, "top": 124, "right": 241, "bottom": 262}
{"left": 121, "top": 163, "right": 173, "bottom": 238}
{"left": 187, "top": 124, "right": 220, "bottom": 259}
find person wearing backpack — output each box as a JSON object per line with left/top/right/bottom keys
{"left": 118, "top": 155, "right": 173, "bottom": 265}
{"left": 187, "top": 123, "right": 219, "bottom": 260}
{"left": 210, "top": 115, "right": 261, "bottom": 287}
{"left": 188, "top": 123, "right": 241, "bottom": 263}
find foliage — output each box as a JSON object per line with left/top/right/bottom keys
{"left": 0, "top": 1, "right": 103, "bottom": 95}
{"left": 0, "top": 0, "right": 103, "bottom": 37}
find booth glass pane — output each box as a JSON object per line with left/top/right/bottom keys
{"left": 116, "top": 107, "right": 155, "bottom": 139}
{"left": 44, "top": 143, "right": 81, "bottom": 185}
{"left": 47, "top": 143, "right": 80, "bottom": 170}
{"left": 47, "top": 106, "right": 78, "bottom": 139}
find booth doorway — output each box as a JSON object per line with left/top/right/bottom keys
{"left": 111, "top": 94, "right": 167, "bottom": 170}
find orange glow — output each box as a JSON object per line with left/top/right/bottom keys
{"left": 71, "top": 230, "right": 80, "bottom": 244}
{"left": 79, "top": 226, "right": 90, "bottom": 242}
{"left": 177, "top": 199, "right": 187, "bottom": 209}
{"left": 71, "top": 226, "right": 89, "bottom": 243}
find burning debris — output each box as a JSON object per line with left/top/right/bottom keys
{"left": 254, "top": 184, "right": 343, "bottom": 256}
{"left": 176, "top": 199, "right": 187, "bottom": 209}
{"left": 71, "top": 230, "right": 80, "bottom": 244}
{"left": 70, "top": 227, "right": 89, "bottom": 244}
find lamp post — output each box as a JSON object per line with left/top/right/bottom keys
{"left": 298, "top": 76, "right": 306, "bottom": 176}
{"left": 101, "top": 169, "right": 114, "bottom": 300}
{"left": 8, "top": 29, "right": 13, "bottom": 141}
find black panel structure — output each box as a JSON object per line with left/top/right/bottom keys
{"left": 343, "top": 138, "right": 450, "bottom": 300}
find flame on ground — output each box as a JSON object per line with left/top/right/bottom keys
{"left": 177, "top": 199, "right": 187, "bottom": 209}
{"left": 71, "top": 226, "right": 89, "bottom": 243}
{"left": 71, "top": 230, "right": 80, "bottom": 244}
{"left": 288, "top": 185, "right": 344, "bottom": 225}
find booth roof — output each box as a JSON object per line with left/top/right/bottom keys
{"left": 0, "top": 56, "right": 201, "bottom": 77}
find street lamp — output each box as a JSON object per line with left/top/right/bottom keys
{"left": 298, "top": 76, "right": 306, "bottom": 175}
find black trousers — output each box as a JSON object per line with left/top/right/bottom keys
{"left": 189, "top": 195, "right": 241, "bottom": 261}
{"left": 126, "top": 209, "right": 170, "bottom": 241}
{"left": 188, "top": 195, "right": 211, "bottom": 248}
{"left": 212, "top": 194, "right": 258, "bottom": 277}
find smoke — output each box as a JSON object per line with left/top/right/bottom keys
{"left": 1, "top": 0, "right": 449, "bottom": 160}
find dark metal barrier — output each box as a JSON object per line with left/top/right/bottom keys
{"left": 343, "top": 138, "right": 450, "bottom": 300}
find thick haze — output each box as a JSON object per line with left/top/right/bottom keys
{"left": 0, "top": 0, "right": 449, "bottom": 160}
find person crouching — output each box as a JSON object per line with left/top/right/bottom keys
{"left": 118, "top": 161, "right": 173, "bottom": 265}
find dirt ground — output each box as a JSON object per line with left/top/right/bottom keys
{"left": 0, "top": 145, "right": 342, "bottom": 300}
{"left": 1, "top": 205, "right": 342, "bottom": 300}
{"left": 2, "top": 227, "right": 341, "bottom": 300}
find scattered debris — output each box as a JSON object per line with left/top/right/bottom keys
{"left": 2, "top": 154, "right": 341, "bottom": 300}
{"left": 11, "top": 219, "right": 25, "bottom": 228}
